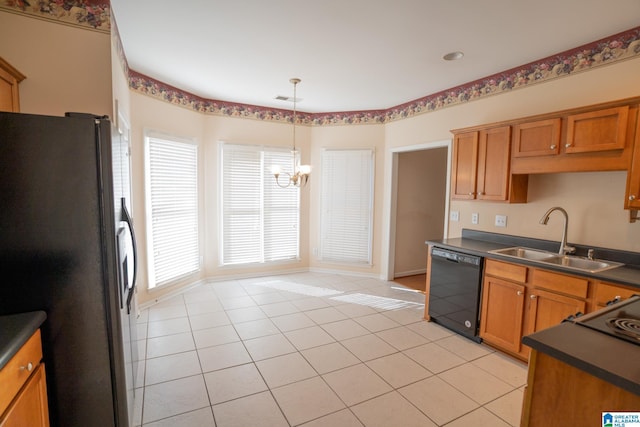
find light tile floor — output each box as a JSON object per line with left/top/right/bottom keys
{"left": 132, "top": 272, "right": 527, "bottom": 427}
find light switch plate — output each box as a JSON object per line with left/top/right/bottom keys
{"left": 450, "top": 211, "right": 459, "bottom": 222}
{"left": 471, "top": 213, "right": 479, "bottom": 224}
{"left": 495, "top": 214, "right": 507, "bottom": 227}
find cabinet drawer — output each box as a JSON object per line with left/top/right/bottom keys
{"left": 532, "top": 269, "right": 589, "bottom": 299}
{"left": 594, "top": 282, "right": 638, "bottom": 307}
{"left": 0, "top": 330, "right": 43, "bottom": 415}
{"left": 485, "top": 259, "right": 528, "bottom": 283}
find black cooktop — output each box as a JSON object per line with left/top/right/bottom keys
{"left": 572, "top": 295, "right": 640, "bottom": 345}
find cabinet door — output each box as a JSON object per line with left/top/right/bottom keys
{"left": 451, "top": 131, "right": 479, "bottom": 199}
{"left": 0, "top": 364, "right": 49, "bottom": 427}
{"left": 0, "top": 58, "right": 25, "bottom": 113}
{"left": 513, "top": 118, "right": 561, "bottom": 158}
{"left": 565, "top": 106, "right": 628, "bottom": 154}
{"left": 625, "top": 110, "right": 640, "bottom": 209}
{"left": 526, "top": 289, "right": 585, "bottom": 335}
{"left": 480, "top": 276, "right": 525, "bottom": 354}
{"left": 477, "top": 126, "right": 511, "bottom": 201}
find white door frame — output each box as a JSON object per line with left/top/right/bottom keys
{"left": 381, "top": 139, "right": 452, "bottom": 281}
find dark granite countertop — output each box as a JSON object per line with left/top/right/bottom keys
{"left": 426, "top": 229, "right": 640, "bottom": 289}
{"left": 522, "top": 322, "right": 640, "bottom": 395}
{"left": 0, "top": 311, "right": 47, "bottom": 370}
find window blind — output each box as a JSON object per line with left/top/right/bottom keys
{"left": 221, "top": 143, "right": 299, "bottom": 265}
{"left": 320, "top": 149, "right": 373, "bottom": 264}
{"left": 146, "top": 136, "right": 199, "bottom": 288}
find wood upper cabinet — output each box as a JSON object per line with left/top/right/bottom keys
{"left": 451, "top": 131, "right": 479, "bottom": 200}
{"left": 451, "top": 126, "right": 526, "bottom": 202}
{"left": 477, "top": 126, "right": 511, "bottom": 200}
{"left": 0, "top": 57, "right": 25, "bottom": 113}
{"left": 513, "top": 118, "right": 561, "bottom": 158}
{"left": 0, "top": 329, "right": 49, "bottom": 427}
{"left": 565, "top": 106, "right": 628, "bottom": 154}
{"left": 625, "top": 107, "right": 640, "bottom": 210}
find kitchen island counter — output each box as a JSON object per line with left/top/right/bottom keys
{"left": 521, "top": 320, "right": 640, "bottom": 426}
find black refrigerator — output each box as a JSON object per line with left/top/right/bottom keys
{"left": 0, "top": 111, "right": 139, "bottom": 426}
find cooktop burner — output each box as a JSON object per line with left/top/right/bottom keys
{"left": 606, "top": 317, "right": 640, "bottom": 341}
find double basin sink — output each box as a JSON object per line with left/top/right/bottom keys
{"left": 489, "top": 247, "right": 624, "bottom": 273}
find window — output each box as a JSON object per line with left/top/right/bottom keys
{"left": 220, "top": 143, "right": 300, "bottom": 265}
{"left": 320, "top": 149, "right": 374, "bottom": 264}
{"left": 145, "top": 134, "right": 199, "bottom": 288}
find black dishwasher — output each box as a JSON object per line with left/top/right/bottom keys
{"left": 428, "top": 246, "right": 484, "bottom": 342}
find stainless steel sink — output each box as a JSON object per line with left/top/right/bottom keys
{"left": 488, "top": 246, "right": 624, "bottom": 273}
{"left": 537, "top": 255, "right": 624, "bottom": 273}
{"left": 489, "top": 247, "right": 560, "bottom": 261}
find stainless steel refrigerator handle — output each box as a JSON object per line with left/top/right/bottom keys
{"left": 121, "top": 197, "right": 138, "bottom": 313}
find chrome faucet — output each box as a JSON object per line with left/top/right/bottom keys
{"left": 539, "top": 207, "right": 576, "bottom": 255}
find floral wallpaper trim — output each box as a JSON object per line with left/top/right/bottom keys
{"left": 110, "top": 14, "right": 128, "bottom": 77}
{"left": 129, "top": 26, "right": 640, "bottom": 126}
{"left": 1, "top": 0, "right": 110, "bottom": 32}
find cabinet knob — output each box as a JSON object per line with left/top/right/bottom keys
{"left": 630, "top": 195, "right": 637, "bottom": 201}
{"left": 565, "top": 143, "right": 572, "bottom": 148}
{"left": 479, "top": 191, "right": 485, "bottom": 196}
{"left": 550, "top": 145, "right": 556, "bottom": 150}
{"left": 468, "top": 192, "right": 475, "bottom": 196}
{"left": 19, "top": 362, "right": 33, "bottom": 372}
{"left": 516, "top": 291, "right": 523, "bottom": 296}
{"left": 530, "top": 294, "right": 537, "bottom": 300}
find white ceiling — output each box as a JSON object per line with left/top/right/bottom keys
{"left": 110, "top": 0, "right": 640, "bottom": 113}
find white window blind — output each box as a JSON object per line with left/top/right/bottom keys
{"left": 146, "top": 135, "right": 199, "bottom": 288}
{"left": 320, "top": 149, "right": 374, "bottom": 264}
{"left": 221, "top": 143, "right": 299, "bottom": 265}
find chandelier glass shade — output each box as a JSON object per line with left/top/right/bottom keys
{"left": 271, "top": 78, "right": 311, "bottom": 188}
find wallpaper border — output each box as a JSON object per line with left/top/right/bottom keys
{"left": 129, "top": 26, "right": 640, "bottom": 126}
{"left": 0, "top": 0, "right": 110, "bottom": 32}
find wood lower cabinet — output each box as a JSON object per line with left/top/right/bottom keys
{"left": 480, "top": 275, "right": 525, "bottom": 354}
{"left": 480, "top": 259, "right": 590, "bottom": 360}
{"left": 0, "top": 364, "right": 48, "bottom": 427}
{"left": 593, "top": 281, "right": 638, "bottom": 309}
{"left": 526, "top": 289, "right": 586, "bottom": 335}
{"left": 0, "top": 329, "right": 49, "bottom": 427}
{"left": 480, "top": 260, "right": 528, "bottom": 357}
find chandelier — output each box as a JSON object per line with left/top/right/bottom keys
{"left": 271, "top": 78, "right": 311, "bottom": 188}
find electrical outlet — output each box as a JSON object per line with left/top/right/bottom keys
{"left": 495, "top": 214, "right": 507, "bottom": 227}
{"left": 471, "top": 213, "right": 479, "bottom": 224}
{"left": 450, "top": 211, "right": 459, "bottom": 222}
